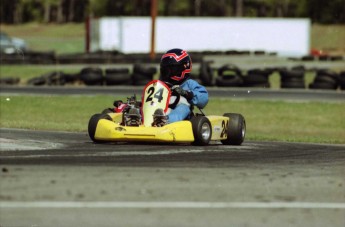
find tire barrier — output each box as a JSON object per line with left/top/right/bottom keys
{"left": 242, "top": 68, "right": 272, "bottom": 88}
{"left": 0, "top": 51, "right": 56, "bottom": 64}
{"left": 339, "top": 71, "right": 345, "bottom": 90}
{"left": 309, "top": 69, "right": 339, "bottom": 90}
{"left": 215, "top": 64, "right": 244, "bottom": 87}
{"left": 199, "top": 60, "right": 214, "bottom": 86}
{"left": 131, "top": 64, "right": 157, "bottom": 86}
{"left": 80, "top": 67, "right": 103, "bottom": 86}
{"left": 15, "top": 64, "right": 344, "bottom": 91}
{"left": 27, "top": 71, "right": 75, "bottom": 86}
{"left": 0, "top": 77, "right": 20, "bottom": 85}
{"left": 279, "top": 65, "right": 306, "bottom": 89}
{"left": 104, "top": 68, "right": 132, "bottom": 85}
{"left": 290, "top": 55, "right": 344, "bottom": 62}
{"left": 1, "top": 49, "right": 343, "bottom": 65}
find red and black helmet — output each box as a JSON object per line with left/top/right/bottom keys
{"left": 160, "top": 48, "right": 192, "bottom": 86}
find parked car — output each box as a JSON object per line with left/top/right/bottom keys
{"left": 0, "top": 31, "right": 28, "bottom": 54}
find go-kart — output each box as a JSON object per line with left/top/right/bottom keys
{"left": 88, "top": 80, "right": 246, "bottom": 146}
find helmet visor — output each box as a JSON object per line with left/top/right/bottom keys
{"left": 160, "top": 64, "right": 185, "bottom": 83}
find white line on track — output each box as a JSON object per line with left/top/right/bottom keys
{"left": 1, "top": 201, "right": 344, "bottom": 209}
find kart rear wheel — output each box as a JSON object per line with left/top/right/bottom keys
{"left": 221, "top": 113, "right": 246, "bottom": 145}
{"left": 191, "top": 116, "right": 212, "bottom": 146}
{"left": 88, "top": 113, "right": 112, "bottom": 142}
{"left": 101, "top": 108, "right": 114, "bottom": 114}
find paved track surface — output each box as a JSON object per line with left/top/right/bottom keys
{"left": 1, "top": 84, "right": 344, "bottom": 226}
{"left": 1, "top": 128, "right": 344, "bottom": 227}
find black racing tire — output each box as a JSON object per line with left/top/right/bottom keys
{"left": 301, "top": 55, "right": 314, "bottom": 61}
{"left": 290, "top": 65, "right": 305, "bottom": 71}
{"left": 27, "top": 77, "right": 46, "bottom": 86}
{"left": 63, "top": 73, "right": 80, "bottom": 84}
{"left": 0, "top": 77, "right": 20, "bottom": 85}
{"left": 309, "top": 82, "right": 338, "bottom": 90}
{"left": 280, "top": 76, "right": 305, "bottom": 83}
{"left": 221, "top": 113, "right": 246, "bottom": 145}
{"left": 316, "top": 69, "right": 338, "bottom": 78}
{"left": 46, "top": 71, "right": 66, "bottom": 86}
{"left": 199, "top": 61, "right": 213, "bottom": 86}
{"left": 190, "top": 116, "right": 212, "bottom": 146}
{"left": 105, "top": 68, "right": 129, "bottom": 74}
{"left": 101, "top": 108, "right": 114, "bottom": 114}
{"left": 243, "top": 74, "right": 269, "bottom": 84}
{"left": 319, "top": 56, "right": 330, "bottom": 61}
{"left": 242, "top": 82, "right": 271, "bottom": 88}
{"left": 215, "top": 75, "right": 243, "bottom": 87}
{"left": 105, "top": 68, "right": 131, "bottom": 85}
{"left": 133, "top": 64, "right": 157, "bottom": 77}
{"left": 330, "top": 56, "right": 343, "bottom": 61}
{"left": 281, "top": 81, "right": 305, "bottom": 89}
{"left": 279, "top": 68, "right": 305, "bottom": 88}
{"left": 80, "top": 67, "right": 103, "bottom": 86}
{"left": 217, "top": 64, "right": 242, "bottom": 77}
{"left": 339, "top": 71, "right": 345, "bottom": 90}
{"left": 132, "top": 72, "right": 154, "bottom": 81}
{"left": 247, "top": 68, "right": 272, "bottom": 76}
{"left": 104, "top": 72, "right": 132, "bottom": 85}
{"left": 280, "top": 69, "right": 305, "bottom": 81}
{"left": 243, "top": 69, "right": 270, "bottom": 87}
{"left": 132, "top": 73, "right": 152, "bottom": 86}
{"left": 313, "top": 75, "right": 338, "bottom": 85}
{"left": 88, "top": 113, "right": 112, "bottom": 142}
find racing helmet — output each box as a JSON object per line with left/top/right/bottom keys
{"left": 160, "top": 48, "right": 192, "bottom": 86}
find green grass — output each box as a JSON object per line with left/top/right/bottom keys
{"left": 0, "top": 65, "right": 83, "bottom": 84}
{"left": 1, "top": 23, "right": 85, "bottom": 54}
{"left": 311, "top": 24, "right": 345, "bottom": 51}
{"left": 208, "top": 98, "right": 345, "bottom": 144}
{"left": 1, "top": 95, "right": 344, "bottom": 144}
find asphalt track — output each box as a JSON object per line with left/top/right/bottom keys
{"left": 0, "top": 87, "right": 344, "bottom": 226}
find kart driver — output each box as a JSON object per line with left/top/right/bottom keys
{"left": 152, "top": 48, "right": 209, "bottom": 127}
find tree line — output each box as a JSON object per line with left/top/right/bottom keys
{"left": 1, "top": 0, "right": 344, "bottom": 24}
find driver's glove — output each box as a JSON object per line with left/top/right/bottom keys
{"left": 172, "top": 85, "right": 194, "bottom": 100}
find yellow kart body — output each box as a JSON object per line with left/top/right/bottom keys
{"left": 88, "top": 80, "right": 245, "bottom": 145}
{"left": 92, "top": 112, "right": 230, "bottom": 143}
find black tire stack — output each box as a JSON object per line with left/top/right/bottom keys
{"left": 132, "top": 64, "right": 157, "bottom": 86}
{"left": 215, "top": 64, "right": 243, "bottom": 87}
{"left": 80, "top": 67, "right": 103, "bottom": 86}
{"left": 242, "top": 68, "right": 271, "bottom": 88}
{"left": 339, "top": 71, "right": 345, "bottom": 90}
{"left": 0, "top": 77, "right": 20, "bottom": 85}
{"left": 199, "top": 60, "right": 214, "bottom": 86}
{"left": 27, "top": 71, "right": 77, "bottom": 86}
{"left": 279, "top": 66, "right": 306, "bottom": 89}
{"left": 104, "top": 68, "right": 132, "bottom": 85}
{"left": 309, "top": 69, "right": 339, "bottom": 90}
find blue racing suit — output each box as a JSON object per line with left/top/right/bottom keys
{"left": 167, "top": 79, "right": 209, "bottom": 123}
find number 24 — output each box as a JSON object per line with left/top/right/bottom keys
{"left": 146, "top": 87, "right": 164, "bottom": 103}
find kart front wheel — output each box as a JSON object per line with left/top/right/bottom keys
{"left": 221, "top": 113, "right": 246, "bottom": 145}
{"left": 88, "top": 113, "right": 112, "bottom": 142}
{"left": 191, "top": 116, "right": 212, "bottom": 146}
